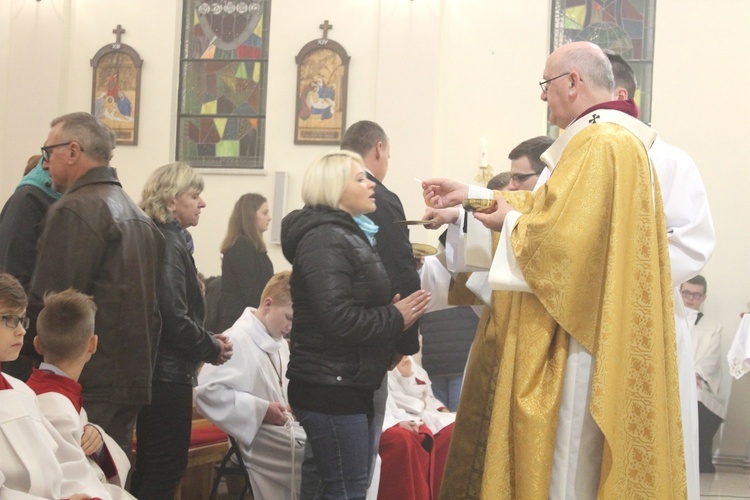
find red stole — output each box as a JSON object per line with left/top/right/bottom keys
{"left": 0, "top": 364, "right": 12, "bottom": 390}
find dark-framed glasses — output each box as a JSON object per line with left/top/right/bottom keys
{"left": 509, "top": 172, "right": 540, "bottom": 183}
{"left": 1, "top": 314, "right": 30, "bottom": 329}
{"left": 680, "top": 290, "right": 704, "bottom": 300}
{"left": 41, "top": 141, "right": 85, "bottom": 162}
{"left": 539, "top": 72, "right": 571, "bottom": 93}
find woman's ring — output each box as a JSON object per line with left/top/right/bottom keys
{"left": 412, "top": 307, "right": 417, "bottom": 312}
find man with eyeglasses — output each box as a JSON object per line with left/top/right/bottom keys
{"left": 422, "top": 135, "right": 554, "bottom": 246}
{"left": 507, "top": 135, "right": 554, "bottom": 191}
{"left": 680, "top": 275, "right": 724, "bottom": 473}
{"left": 27, "top": 112, "right": 165, "bottom": 462}
{"left": 427, "top": 41, "right": 685, "bottom": 499}
{"left": 606, "top": 50, "right": 716, "bottom": 499}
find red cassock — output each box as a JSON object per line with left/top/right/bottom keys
{"left": 377, "top": 423, "right": 454, "bottom": 500}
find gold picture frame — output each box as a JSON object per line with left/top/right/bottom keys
{"left": 294, "top": 38, "right": 350, "bottom": 145}
{"left": 90, "top": 36, "right": 142, "bottom": 146}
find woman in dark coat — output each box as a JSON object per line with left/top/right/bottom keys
{"left": 281, "top": 150, "right": 430, "bottom": 499}
{"left": 216, "top": 193, "right": 273, "bottom": 331}
{"left": 131, "top": 162, "right": 233, "bottom": 499}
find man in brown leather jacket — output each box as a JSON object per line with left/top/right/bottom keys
{"left": 29, "top": 112, "right": 164, "bottom": 460}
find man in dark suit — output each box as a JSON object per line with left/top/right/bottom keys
{"left": 341, "top": 120, "right": 422, "bottom": 488}
{"left": 341, "top": 120, "right": 421, "bottom": 355}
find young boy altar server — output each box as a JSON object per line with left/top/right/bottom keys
{"left": 0, "top": 273, "right": 110, "bottom": 499}
{"left": 196, "top": 271, "right": 305, "bottom": 500}
{"left": 26, "top": 289, "right": 134, "bottom": 499}
{"left": 377, "top": 355, "right": 455, "bottom": 499}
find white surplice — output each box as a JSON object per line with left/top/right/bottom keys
{"left": 386, "top": 357, "right": 456, "bottom": 435}
{"left": 35, "top": 391, "right": 134, "bottom": 499}
{"left": 652, "top": 137, "right": 715, "bottom": 499}
{"left": 0, "top": 375, "right": 112, "bottom": 500}
{"left": 728, "top": 314, "right": 750, "bottom": 379}
{"left": 195, "top": 309, "right": 305, "bottom": 500}
{"left": 686, "top": 309, "right": 725, "bottom": 419}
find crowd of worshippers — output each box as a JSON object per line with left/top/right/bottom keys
{"left": 0, "top": 112, "right": 451, "bottom": 499}
{"left": 0, "top": 41, "right": 721, "bottom": 500}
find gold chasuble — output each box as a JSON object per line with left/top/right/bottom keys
{"left": 440, "top": 111, "right": 686, "bottom": 499}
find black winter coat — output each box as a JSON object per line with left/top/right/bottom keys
{"left": 281, "top": 205, "right": 404, "bottom": 392}
{"left": 152, "top": 221, "right": 220, "bottom": 386}
{"left": 366, "top": 173, "right": 422, "bottom": 355}
{"left": 217, "top": 236, "right": 273, "bottom": 332}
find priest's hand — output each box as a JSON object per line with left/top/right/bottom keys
{"left": 81, "top": 424, "right": 104, "bottom": 456}
{"left": 67, "top": 495, "right": 92, "bottom": 500}
{"left": 212, "top": 334, "right": 234, "bottom": 365}
{"left": 472, "top": 194, "right": 513, "bottom": 231}
{"left": 422, "top": 178, "right": 468, "bottom": 209}
{"left": 422, "top": 206, "right": 460, "bottom": 229}
{"left": 264, "top": 402, "right": 289, "bottom": 426}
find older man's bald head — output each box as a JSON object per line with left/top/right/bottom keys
{"left": 542, "top": 42, "right": 616, "bottom": 128}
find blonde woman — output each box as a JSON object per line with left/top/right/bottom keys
{"left": 281, "top": 151, "right": 430, "bottom": 499}
{"left": 131, "top": 162, "right": 232, "bottom": 499}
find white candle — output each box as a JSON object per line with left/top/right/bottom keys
{"left": 479, "top": 136, "right": 489, "bottom": 167}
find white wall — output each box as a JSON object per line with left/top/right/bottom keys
{"left": 653, "top": 0, "right": 750, "bottom": 466}
{"left": 1, "top": 0, "right": 748, "bottom": 466}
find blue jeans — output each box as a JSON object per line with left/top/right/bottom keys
{"left": 430, "top": 374, "right": 464, "bottom": 412}
{"left": 295, "top": 409, "right": 372, "bottom": 500}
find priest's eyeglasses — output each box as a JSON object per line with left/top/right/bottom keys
{"left": 1, "top": 314, "right": 30, "bottom": 329}
{"left": 41, "top": 141, "right": 85, "bottom": 162}
{"left": 539, "top": 72, "right": 571, "bottom": 94}
{"left": 680, "top": 290, "right": 704, "bottom": 300}
{"left": 509, "top": 172, "right": 540, "bottom": 183}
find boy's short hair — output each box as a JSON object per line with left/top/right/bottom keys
{"left": 260, "top": 271, "right": 292, "bottom": 306}
{"left": 0, "top": 274, "right": 27, "bottom": 311}
{"left": 36, "top": 289, "right": 97, "bottom": 361}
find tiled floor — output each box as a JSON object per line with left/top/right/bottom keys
{"left": 701, "top": 471, "right": 750, "bottom": 499}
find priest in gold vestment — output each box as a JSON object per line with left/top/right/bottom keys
{"left": 423, "top": 42, "right": 686, "bottom": 499}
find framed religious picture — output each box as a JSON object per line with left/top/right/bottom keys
{"left": 90, "top": 25, "right": 143, "bottom": 146}
{"left": 294, "top": 21, "right": 350, "bottom": 145}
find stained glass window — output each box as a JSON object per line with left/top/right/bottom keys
{"left": 550, "top": 0, "right": 655, "bottom": 131}
{"left": 177, "top": 1, "right": 271, "bottom": 169}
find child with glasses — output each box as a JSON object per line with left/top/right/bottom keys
{"left": 0, "top": 273, "right": 110, "bottom": 499}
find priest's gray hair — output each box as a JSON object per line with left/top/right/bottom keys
{"left": 564, "top": 44, "right": 615, "bottom": 93}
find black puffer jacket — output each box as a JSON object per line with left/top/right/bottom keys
{"left": 281, "top": 205, "right": 404, "bottom": 392}
{"left": 152, "top": 221, "right": 220, "bottom": 386}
